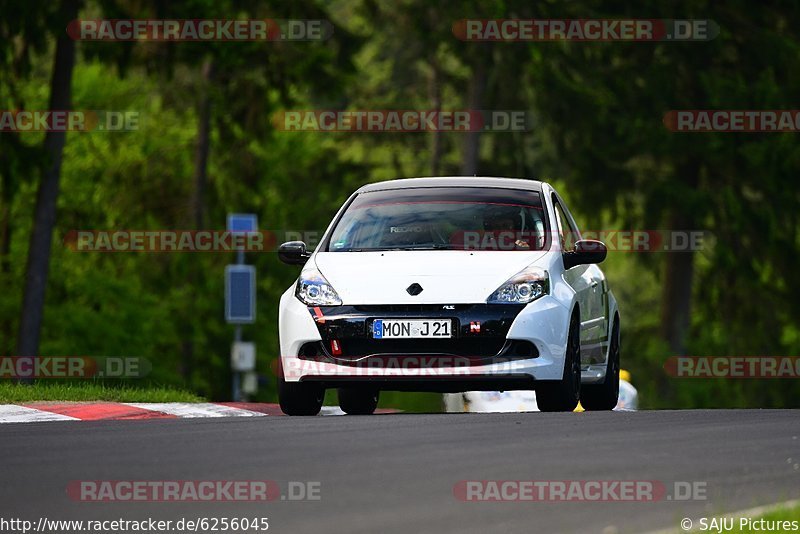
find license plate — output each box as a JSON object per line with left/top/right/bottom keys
{"left": 372, "top": 319, "right": 453, "bottom": 339}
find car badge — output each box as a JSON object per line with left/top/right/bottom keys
{"left": 406, "top": 283, "right": 423, "bottom": 296}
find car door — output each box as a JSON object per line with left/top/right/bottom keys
{"left": 584, "top": 261, "right": 610, "bottom": 363}
{"left": 551, "top": 194, "right": 605, "bottom": 364}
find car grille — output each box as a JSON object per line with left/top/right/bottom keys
{"left": 353, "top": 304, "right": 474, "bottom": 313}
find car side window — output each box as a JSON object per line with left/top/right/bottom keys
{"left": 552, "top": 195, "right": 578, "bottom": 251}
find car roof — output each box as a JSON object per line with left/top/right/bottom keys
{"left": 356, "top": 176, "right": 544, "bottom": 194}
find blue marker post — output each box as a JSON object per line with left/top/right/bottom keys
{"left": 225, "top": 214, "right": 258, "bottom": 401}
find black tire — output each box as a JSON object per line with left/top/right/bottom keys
{"left": 277, "top": 360, "right": 323, "bottom": 416}
{"left": 338, "top": 388, "right": 379, "bottom": 415}
{"left": 537, "top": 311, "right": 581, "bottom": 412}
{"left": 581, "top": 317, "right": 620, "bottom": 411}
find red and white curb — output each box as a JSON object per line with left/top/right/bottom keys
{"left": 0, "top": 402, "right": 359, "bottom": 423}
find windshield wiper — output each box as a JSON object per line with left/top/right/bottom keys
{"left": 340, "top": 247, "right": 411, "bottom": 252}
{"left": 340, "top": 244, "right": 460, "bottom": 252}
{"left": 390, "top": 244, "right": 461, "bottom": 250}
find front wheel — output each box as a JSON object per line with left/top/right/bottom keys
{"left": 580, "top": 318, "right": 620, "bottom": 411}
{"left": 537, "top": 311, "right": 581, "bottom": 412}
{"left": 278, "top": 360, "right": 324, "bottom": 416}
{"left": 338, "top": 388, "right": 379, "bottom": 415}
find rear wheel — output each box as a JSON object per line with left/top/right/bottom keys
{"left": 278, "top": 360, "right": 324, "bottom": 416}
{"left": 581, "top": 318, "right": 620, "bottom": 411}
{"left": 537, "top": 311, "right": 581, "bottom": 412}
{"left": 338, "top": 388, "right": 379, "bottom": 415}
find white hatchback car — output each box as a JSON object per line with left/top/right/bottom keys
{"left": 277, "top": 177, "right": 619, "bottom": 415}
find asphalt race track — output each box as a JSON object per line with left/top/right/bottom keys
{"left": 2, "top": 410, "right": 798, "bottom": 534}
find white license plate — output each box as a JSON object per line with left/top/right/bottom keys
{"left": 372, "top": 319, "right": 453, "bottom": 339}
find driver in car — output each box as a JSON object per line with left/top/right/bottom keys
{"left": 484, "top": 206, "right": 531, "bottom": 249}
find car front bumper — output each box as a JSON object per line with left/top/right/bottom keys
{"left": 278, "top": 288, "right": 571, "bottom": 390}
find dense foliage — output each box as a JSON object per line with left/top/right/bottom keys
{"left": 1, "top": 0, "right": 798, "bottom": 408}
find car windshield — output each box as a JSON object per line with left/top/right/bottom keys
{"left": 326, "top": 186, "right": 548, "bottom": 252}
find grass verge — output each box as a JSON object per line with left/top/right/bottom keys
{"left": 725, "top": 502, "right": 800, "bottom": 533}
{"left": 0, "top": 382, "right": 203, "bottom": 403}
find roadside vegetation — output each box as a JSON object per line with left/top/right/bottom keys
{"left": 0, "top": 382, "right": 203, "bottom": 403}
{"left": 727, "top": 503, "right": 800, "bottom": 533}
{"left": 2, "top": 1, "right": 799, "bottom": 409}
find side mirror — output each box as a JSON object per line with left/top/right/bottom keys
{"left": 278, "top": 241, "right": 311, "bottom": 265}
{"left": 563, "top": 239, "right": 607, "bottom": 270}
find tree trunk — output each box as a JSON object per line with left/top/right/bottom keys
{"left": 181, "top": 58, "right": 214, "bottom": 382}
{"left": 428, "top": 55, "right": 442, "bottom": 176}
{"left": 17, "top": 0, "right": 79, "bottom": 358}
{"left": 659, "top": 217, "right": 695, "bottom": 354}
{"left": 659, "top": 162, "right": 700, "bottom": 354}
{"left": 190, "top": 58, "right": 213, "bottom": 229}
{"left": 1, "top": 168, "right": 13, "bottom": 353}
{"left": 461, "top": 45, "right": 489, "bottom": 176}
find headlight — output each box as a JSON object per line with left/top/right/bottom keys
{"left": 487, "top": 267, "right": 549, "bottom": 304}
{"left": 295, "top": 265, "right": 342, "bottom": 306}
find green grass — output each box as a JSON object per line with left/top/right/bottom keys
{"left": 0, "top": 382, "right": 204, "bottom": 403}
{"left": 725, "top": 503, "right": 800, "bottom": 533}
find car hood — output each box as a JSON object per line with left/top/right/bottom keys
{"left": 313, "top": 250, "right": 549, "bottom": 304}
